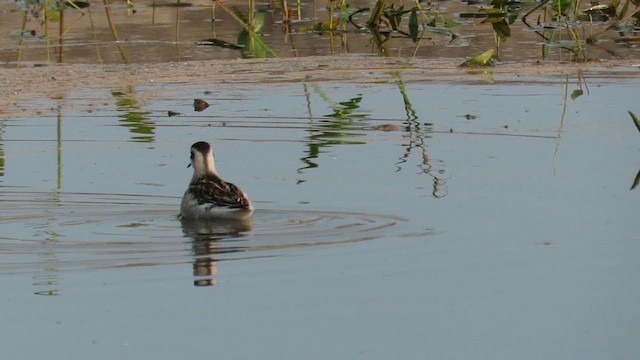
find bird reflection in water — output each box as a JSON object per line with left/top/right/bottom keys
{"left": 181, "top": 217, "right": 253, "bottom": 286}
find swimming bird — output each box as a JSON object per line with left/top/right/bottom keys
{"left": 180, "top": 141, "right": 254, "bottom": 220}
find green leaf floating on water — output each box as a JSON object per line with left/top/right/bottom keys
{"left": 630, "top": 111, "right": 640, "bottom": 134}
{"left": 459, "top": 49, "right": 495, "bottom": 67}
{"left": 571, "top": 89, "right": 584, "bottom": 100}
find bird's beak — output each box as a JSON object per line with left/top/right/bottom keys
{"left": 187, "top": 163, "right": 191, "bottom": 168}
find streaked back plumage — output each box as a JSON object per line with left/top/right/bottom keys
{"left": 180, "top": 141, "right": 253, "bottom": 220}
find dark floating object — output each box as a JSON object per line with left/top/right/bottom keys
{"left": 151, "top": 2, "right": 193, "bottom": 7}
{"left": 571, "top": 89, "right": 584, "bottom": 100}
{"left": 369, "top": 124, "right": 401, "bottom": 132}
{"left": 168, "top": 110, "right": 182, "bottom": 117}
{"left": 463, "top": 114, "right": 478, "bottom": 120}
{"left": 578, "top": 4, "right": 616, "bottom": 21}
{"left": 459, "top": 0, "right": 490, "bottom": 4}
{"left": 194, "top": 99, "right": 209, "bottom": 112}
{"left": 64, "top": 1, "right": 90, "bottom": 8}
{"left": 196, "top": 39, "right": 243, "bottom": 50}
{"left": 459, "top": 11, "right": 506, "bottom": 18}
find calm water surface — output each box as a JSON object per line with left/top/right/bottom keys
{"left": 1, "top": 73, "right": 639, "bottom": 359}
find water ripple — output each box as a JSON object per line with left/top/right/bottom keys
{"left": 0, "top": 191, "right": 429, "bottom": 286}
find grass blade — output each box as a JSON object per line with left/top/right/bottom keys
{"left": 629, "top": 111, "right": 640, "bottom": 133}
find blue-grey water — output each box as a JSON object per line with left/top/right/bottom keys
{"left": 1, "top": 72, "right": 639, "bottom": 359}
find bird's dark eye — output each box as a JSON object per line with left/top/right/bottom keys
{"left": 190, "top": 151, "right": 194, "bottom": 160}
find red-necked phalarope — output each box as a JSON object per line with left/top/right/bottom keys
{"left": 180, "top": 141, "right": 254, "bottom": 220}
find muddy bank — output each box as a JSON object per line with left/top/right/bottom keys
{"left": 1, "top": 57, "right": 639, "bottom": 117}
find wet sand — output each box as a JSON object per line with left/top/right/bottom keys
{"left": 2, "top": 57, "right": 639, "bottom": 118}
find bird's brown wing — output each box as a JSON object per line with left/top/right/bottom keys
{"left": 189, "top": 175, "right": 251, "bottom": 209}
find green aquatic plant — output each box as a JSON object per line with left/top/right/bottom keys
{"left": 14, "top": 0, "right": 130, "bottom": 63}
{"left": 631, "top": 169, "right": 640, "bottom": 190}
{"left": 383, "top": 3, "right": 412, "bottom": 30}
{"left": 518, "top": 0, "right": 640, "bottom": 61}
{"left": 350, "top": 0, "right": 461, "bottom": 55}
{"left": 630, "top": 111, "right": 640, "bottom": 134}
{"left": 7, "top": 0, "right": 638, "bottom": 64}
{"left": 585, "top": 0, "right": 640, "bottom": 44}
{"left": 459, "top": 49, "right": 495, "bottom": 66}
{"left": 552, "top": 0, "right": 573, "bottom": 16}
{"left": 209, "top": 0, "right": 277, "bottom": 58}
{"left": 366, "top": 0, "right": 387, "bottom": 28}
{"left": 459, "top": 0, "right": 534, "bottom": 58}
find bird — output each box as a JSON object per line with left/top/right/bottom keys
{"left": 180, "top": 141, "right": 254, "bottom": 220}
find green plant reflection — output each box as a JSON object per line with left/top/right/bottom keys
{"left": 298, "top": 83, "right": 368, "bottom": 176}
{"left": 392, "top": 72, "right": 447, "bottom": 198}
{"left": 112, "top": 86, "right": 155, "bottom": 143}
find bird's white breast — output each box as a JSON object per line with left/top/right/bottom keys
{"left": 180, "top": 191, "right": 254, "bottom": 220}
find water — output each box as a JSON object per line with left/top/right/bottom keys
{"left": 1, "top": 73, "right": 639, "bottom": 359}
{"left": 1, "top": 0, "right": 639, "bottom": 65}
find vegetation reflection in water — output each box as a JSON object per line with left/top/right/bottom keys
{"left": 103, "top": 71, "right": 444, "bottom": 185}
{"left": 2, "top": 0, "right": 639, "bottom": 65}
{"left": 298, "top": 83, "right": 368, "bottom": 174}
{"left": 1, "top": 71, "right": 638, "bottom": 294}
{"left": 112, "top": 86, "right": 155, "bottom": 143}
{"left": 2, "top": 69, "right": 632, "bottom": 187}
{"left": 0, "top": 71, "right": 448, "bottom": 291}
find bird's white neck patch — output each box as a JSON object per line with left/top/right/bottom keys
{"left": 191, "top": 149, "right": 217, "bottom": 181}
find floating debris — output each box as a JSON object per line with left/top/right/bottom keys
{"left": 370, "top": 124, "right": 401, "bottom": 132}
{"left": 194, "top": 99, "right": 209, "bottom": 112}
{"left": 168, "top": 110, "right": 182, "bottom": 117}
{"left": 578, "top": 4, "right": 616, "bottom": 21}
{"left": 152, "top": 2, "right": 193, "bottom": 7}
{"left": 63, "top": 1, "right": 90, "bottom": 8}
{"left": 196, "top": 39, "right": 243, "bottom": 50}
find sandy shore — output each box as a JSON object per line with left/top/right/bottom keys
{"left": 1, "top": 57, "right": 639, "bottom": 117}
